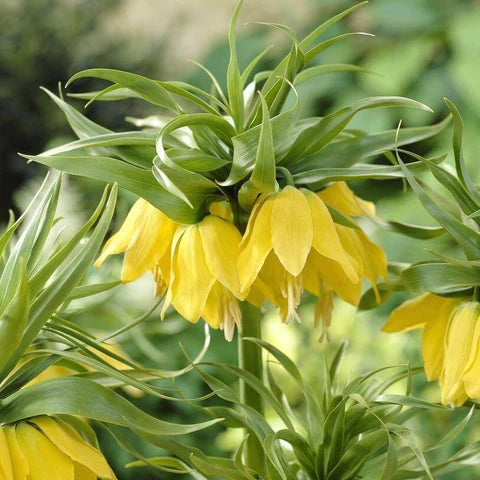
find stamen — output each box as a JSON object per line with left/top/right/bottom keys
{"left": 283, "top": 274, "right": 303, "bottom": 324}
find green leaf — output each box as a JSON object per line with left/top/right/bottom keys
{"left": 67, "top": 280, "right": 121, "bottom": 300}
{"left": 221, "top": 101, "right": 298, "bottom": 186}
{"left": 167, "top": 148, "right": 229, "bottom": 172}
{"left": 295, "top": 64, "right": 372, "bottom": 86}
{"left": 250, "top": 95, "right": 276, "bottom": 192}
{"left": 303, "top": 32, "right": 374, "bottom": 66}
{"left": 227, "top": 0, "right": 245, "bottom": 131}
{"left": 396, "top": 154, "right": 480, "bottom": 260}
{"left": 0, "top": 261, "right": 29, "bottom": 373}
{"left": 285, "top": 96, "right": 433, "bottom": 164}
{"left": 0, "top": 185, "right": 117, "bottom": 380}
{"left": 444, "top": 98, "right": 480, "bottom": 204}
{"left": 293, "top": 155, "right": 446, "bottom": 187}
{"left": 238, "top": 95, "right": 277, "bottom": 209}
{"left": 291, "top": 115, "right": 451, "bottom": 172}
{"left": 300, "top": 1, "right": 368, "bottom": 49}
{"left": 66, "top": 68, "right": 178, "bottom": 112}
{"left": 26, "top": 154, "right": 209, "bottom": 224}
{"left": 400, "top": 262, "right": 480, "bottom": 295}
{"left": 375, "top": 219, "right": 445, "bottom": 240}
{"left": 0, "top": 377, "right": 221, "bottom": 436}
{"left": 41, "top": 88, "right": 153, "bottom": 167}
{"left": 328, "top": 430, "right": 388, "bottom": 479}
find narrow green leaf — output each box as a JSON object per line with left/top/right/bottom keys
{"left": 227, "top": 0, "right": 245, "bottom": 131}
{"left": 0, "top": 377, "right": 221, "bottom": 436}
{"left": 67, "top": 68, "right": 178, "bottom": 112}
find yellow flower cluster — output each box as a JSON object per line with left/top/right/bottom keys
{"left": 0, "top": 416, "right": 115, "bottom": 479}
{"left": 383, "top": 293, "right": 480, "bottom": 406}
{"left": 96, "top": 182, "right": 387, "bottom": 341}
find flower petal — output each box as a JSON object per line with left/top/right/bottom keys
{"left": 382, "top": 293, "right": 455, "bottom": 333}
{"left": 337, "top": 226, "right": 387, "bottom": 303}
{"left": 441, "top": 302, "right": 480, "bottom": 405}
{"left": 31, "top": 417, "right": 114, "bottom": 479}
{"left": 317, "top": 181, "right": 375, "bottom": 217}
{"left": 303, "top": 189, "right": 358, "bottom": 283}
{"left": 270, "top": 186, "right": 313, "bottom": 276}
{"left": 0, "top": 428, "right": 13, "bottom": 480}
{"left": 238, "top": 196, "right": 274, "bottom": 291}
{"left": 199, "top": 216, "right": 242, "bottom": 297}
{"left": 4, "top": 426, "right": 29, "bottom": 480}
{"left": 308, "top": 251, "right": 362, "bottom": 306}
{"left": 422, "top": 298, "right": 460, "bottom": 381}
{"left": 169, "top": 226, "right": 215, "bottom": 323}
{"left": 15, "top": 423, "right": 74, "bottom": 480}
{"left": 122, "top": 204, "right": 176, "bottom": 283}
{"left": 94, "top": 198, "right": 146, "bottom": 269}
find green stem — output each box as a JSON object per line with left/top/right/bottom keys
{"left": 239, "top": 302, "right": 265, "bottom": 475}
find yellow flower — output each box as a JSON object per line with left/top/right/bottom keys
{"left": 318, "top": 181, "right": 387, "bottom": 304}
{"left": 0, "top": 416, "right": 115, "bottom": 479}
{"left": 95, "top": 198, "right": 177, "bottom": 292}
{"left": 381, "top": 293, "right": 480, "bottom": 406}
{"left": 238, "top": 185, "right": 360, "bottom": 324}
{"left": 317, "top": 181, "right": 376, "bottom": 217}
{"left": 161, "top": 215, "right": 245, "bottom": 341}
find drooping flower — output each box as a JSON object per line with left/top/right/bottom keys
{"left": 318, "top": 181, "right": 387, "bottom": 305}
{"left": 0, "top": 416, "right": 116, "bottom": 479}
{"left": 94, "top": 197, "right": 177, "bottom": 294}
{"left": 238, "top": 185, "right": 360, "bottom": 324}
{"left": 161, "top": 214, "right": 246, "bottom": 341}
{"left": 381, "top": 293, "right": 480, "bottom": 406}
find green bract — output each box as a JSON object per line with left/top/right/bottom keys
{"left": 27, "top": 1, "right": 449, "bottom": 227}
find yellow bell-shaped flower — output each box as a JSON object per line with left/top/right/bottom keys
{"left": 161, "top": 215, "right": 245, "bottom": 341}
{"left": 238, "top": 185, "right": 360, "bottom": 324}
{"left": 0, "top": 416, "right": 116, "bottom": 479}
{"left": 382, "top": 293, "right": 480, "bottom": 406}
{"left": 94, "top": 198, "right": 177, "bottom": 294}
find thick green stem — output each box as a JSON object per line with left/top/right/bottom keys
{"left": 239, "top": 302, "right": 265, "bottom": 475}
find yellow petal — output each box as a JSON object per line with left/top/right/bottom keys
{"left": 199, "top": 216, "right": 242, "bottom": 297}
{"left": 122, "top": 203, "right": 176, "bottom": 283}
{"left": 4, "top": 426, "right": 29, "bottom": 480}
{"left": 94, "top": 199, "right": 145, "bottom": 269}
{"left": 74, "top": 463, "right": 97, "bottom": 480}
{"left": 202, "top": 282, "right": 241, "bottom": 340}
{"left": 308, "top": 251, "right": 362, "bottom": 306}
{"left": 382, "top": 293, "right": 454, "bottom": 333}
{"left": 209, "top": 201, "right": 233, "bottom": 222}
{"left": 169, "top": 226, "right": 215, "bottom": 322}
{"left": 270, "top": 186, "right": 313, "bottom": 276}
{"left": 303, "top": 189, "right": 358, "bottom": 283}
{"left": 31, "top": 417, "right": 114, "bottom": 479}
{"left": 238, "top": 195, "right": 274, "bottom": 291}
{"left": 317, "top": 181, "right": 376, "bottom": 217}
{"left": 461, "top": 325, "right": 480, "bottom": 400}
{"left": 0, "top": 428, "right": 13, "bottom": 480}
{"left": 337, "top": 226, "right": 387, "bottom": 303}
{"left": 239, "top": 194, "right": 269, "bottom": 249}
{"left": 422, "top": 298, "right": 460, "bottom": 381}
{"left": 441, "top": 302, "right": 480, "bottom": 405}
{"left": 15, "top": 423, "right": 74, "bottom": 480}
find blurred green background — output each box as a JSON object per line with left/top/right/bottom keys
{"left": 2, "top": 0, "right": 480, "bottom": 478}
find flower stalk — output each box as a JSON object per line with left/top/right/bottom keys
{"left": 239, "top": 301, "right": 265, "bottom": 474}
